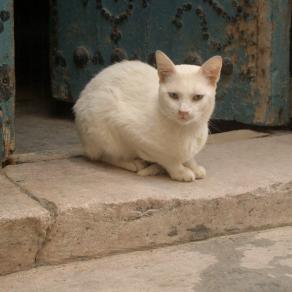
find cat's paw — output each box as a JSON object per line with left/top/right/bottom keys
{"left": 137, "top": 164, "right": 165, "bottom": 176}
{"left": 194, "top": 165, "right": 206, "bottom": 179}
{"left": 169, "top": 168, "right": 195, "bottom": 182}
{"left": 133, "top": 159, "right": 148, "bottom": 172}
{"left": 113, "top": 159, "right": 148, "bottom": 172}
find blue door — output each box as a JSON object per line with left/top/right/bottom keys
{"left": 0, "top": 0, "right": 14, "bottom": 165}
{"left": 50, "top": 0, "right": 291, "bottom": 126}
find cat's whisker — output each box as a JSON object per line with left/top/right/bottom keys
{"left": 208, "top": 120, "right": 220, "bottom": 134}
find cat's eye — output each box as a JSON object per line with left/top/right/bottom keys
{"left": 168, "top": 92, "right": 179, "bottom": 100}
{"left": 192, "top": 94, "right": 204, "bottom": 102}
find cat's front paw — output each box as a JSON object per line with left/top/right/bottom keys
{"left": 169, "top": 167, "right": 195, "bottom": 182}
{"left": 185, "top": 161, "right": 207, "bottom": 180}
{"left": 194, "top": 165, "right": 206, "bottom": 179}
{"left": 137, "top": 164, "right": 165, "bottom": 176}
{"left": 133, "top": 159, "right": 149, "bottom": 172}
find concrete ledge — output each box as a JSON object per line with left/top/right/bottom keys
{"left": 0, "top": 174, "right": 51, "bottom": 275}
{"left": 3, "top": 135, "right": 292, "bottom": 267}
{"left": 8, "top": 145, "right": 83, "bottom": 165}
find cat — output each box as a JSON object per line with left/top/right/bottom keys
{"left": 74, "top": 51, "right": 222, "bottom": 182}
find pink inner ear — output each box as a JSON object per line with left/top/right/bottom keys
{"left": 155, "top": 51, "right": 176, "bottom": 82}
{"left": 203, "top": 67, "right": 220, "bottom": 78}
{"left": 158, "top": 67, "right": 175, "bottom": 82}
{"left": 201, "top": 56, "right": 222, "bottom": 85}
{"left": 203, "top": 74, "right": 219, "bottom": 86}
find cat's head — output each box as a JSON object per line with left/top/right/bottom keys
{"left": 156, "top": 51, "right": 222, "bottom": 125}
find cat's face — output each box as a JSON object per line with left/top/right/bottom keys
{"left": 156, "top": 51, "right": 222, "bottom": 125}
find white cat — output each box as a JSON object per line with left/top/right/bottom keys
{"left": 74, "top": 51, "right": 222, "bottom": 182}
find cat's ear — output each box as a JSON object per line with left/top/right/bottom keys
{"left": 155, "top": 50, "right": 176, "bottom": 82}
{"left": 201, "top": 56, "right": 222, "bottom": 85}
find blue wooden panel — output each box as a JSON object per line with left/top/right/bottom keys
{"left": 0, "top": 0, "right": 14, "bottom": 164}
{"left": 51, "top": 0, "right": 291, "bottom": 126}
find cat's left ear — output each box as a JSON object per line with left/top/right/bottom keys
{"left": 201, "top": 56, "right": 222, "bottom": 85}
{"left": 155, "top": 50, "right": 176, "bottom": 83}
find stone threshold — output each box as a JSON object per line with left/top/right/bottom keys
{"left": 1, "top": 132, "right": 292, "bottom": 276}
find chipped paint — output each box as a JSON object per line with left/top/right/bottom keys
{"left": 223, "top": 0, "right": 290, "bottom": 125}
{"left": 253, "top": 1, "right": 291, "bottom": 125}
{"left": 253, "top": 1, "right": 272, "bottom": 124}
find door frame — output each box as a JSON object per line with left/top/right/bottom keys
{"left": 0, "top": 0, "right": 15, "bottom": 165}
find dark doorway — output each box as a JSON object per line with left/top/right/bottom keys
{"left": 13, "top": 0, "right": 79, "bottom": 155}
{"left": 14, "top": 0, "right": 50, "bottom": 104}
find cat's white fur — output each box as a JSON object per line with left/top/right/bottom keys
{"left": 74, "top": 51, "right": 222, "bottom": 182}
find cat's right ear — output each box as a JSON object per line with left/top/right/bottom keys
{"left": 155, "top": 51, "right": 176, "bottom": 83}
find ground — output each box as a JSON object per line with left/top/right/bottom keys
{"left": 1, "top": 100, "right": 292, "bottom": 290}
{"left": 0, "top": 227, "right": 292, "bottom": 291}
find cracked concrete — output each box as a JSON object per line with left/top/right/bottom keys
{"left": 1, "top": 134, "right": 292, "bottom": 272}
{"left": 2, "top": 173, "right": 59, "bottom": 274}
{"left": 1, "top": 227, "right": 292, "bottom": 292}
{"left": 0, "top": 173, "right": 51, "bottom": 275}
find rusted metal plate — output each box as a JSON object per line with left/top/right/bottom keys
{"left": 51, "top": 0, "right": 291, "bottom": 126}
{"left": 0, "top": 0, "right": 15, "bottom": 165}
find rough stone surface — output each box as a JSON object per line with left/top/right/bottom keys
{"left": 0, "top": 173, "right": 51, "bottom": 275}
{"left": 4, "top": 134, "right": 292, "bottom": 266}
{"left": 1, "top": 227, "right": 292, "bottom": 292}
{"left": 15, "top": 98, "right": 79, "bottom": 154}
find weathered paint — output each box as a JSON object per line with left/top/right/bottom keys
{"left": 51, "top": 0, "right": 291, "bottom": 126}
{"left": 0, "top": 0, "right": 15, "bottom": 165}
{"left": 253, "top": 1, "right": 291, "bottom": 125}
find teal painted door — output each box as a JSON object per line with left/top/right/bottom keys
{"left": 51, "top": 0, "right": 291, "bottom": 126}
{"left": 0, "top": 0, "right": 14, "bottom": 165}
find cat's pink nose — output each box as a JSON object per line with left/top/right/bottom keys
{"left": 178, "top": 110, "right": 190, "bottom": 119}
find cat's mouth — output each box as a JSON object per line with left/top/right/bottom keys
{"left": 177, "top": 115, "right": 192, "bottom": 123}
{"left": 178, "top": 113, "right": 191, "bottom": 120}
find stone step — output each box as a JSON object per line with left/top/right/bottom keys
{"left": 1, "top": 226, "right": 292, "bottom": 292}
{"left": 1, "top": 133, "right": 292, "bottom": 275}
{"left": 0, "top": 173, "right": 51, "bottom": 275}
